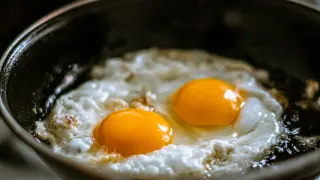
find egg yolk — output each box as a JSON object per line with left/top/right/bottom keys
{"left": 94, "top": 108, "right": 172, "bottom": 157}
{"left": 172, "top": 78, "right": 243, "bottom": 126}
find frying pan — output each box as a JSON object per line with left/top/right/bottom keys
{"left": 1, "top": 0, "right": 320, "bottom": 179}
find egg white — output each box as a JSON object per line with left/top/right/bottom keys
{"left": 35, "top": 48, "right": 283, "bottom": 179}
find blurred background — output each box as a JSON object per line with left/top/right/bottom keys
{"left": 0, "top": 0, "right": 320, "bottom": 179}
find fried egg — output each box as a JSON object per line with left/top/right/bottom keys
{"left": 35, "top": 49, "right": 283, "bottom": 179}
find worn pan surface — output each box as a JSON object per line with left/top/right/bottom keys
{"left": 1, "top": 0, "right": 320, "bottom": 179}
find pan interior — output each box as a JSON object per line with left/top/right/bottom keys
{"left": 1, "top": 0, "right": 320, "bottom": 178}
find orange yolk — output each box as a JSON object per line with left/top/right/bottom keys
{"left": 94, "top": 108, "right": 172, "bottom": 157}
{"left": 172, "top": 78, "right": 243, "bottom": 126}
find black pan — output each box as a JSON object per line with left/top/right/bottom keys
{"left": 1, "top": 0, "right": 320, "bottom": 179}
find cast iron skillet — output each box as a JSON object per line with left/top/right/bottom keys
{"left": 1, "top": 0, "right": 320, "bottom": 179}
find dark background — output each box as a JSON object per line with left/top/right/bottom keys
{"left": 0, "top": 0, "right": 74, "bottom": 55}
